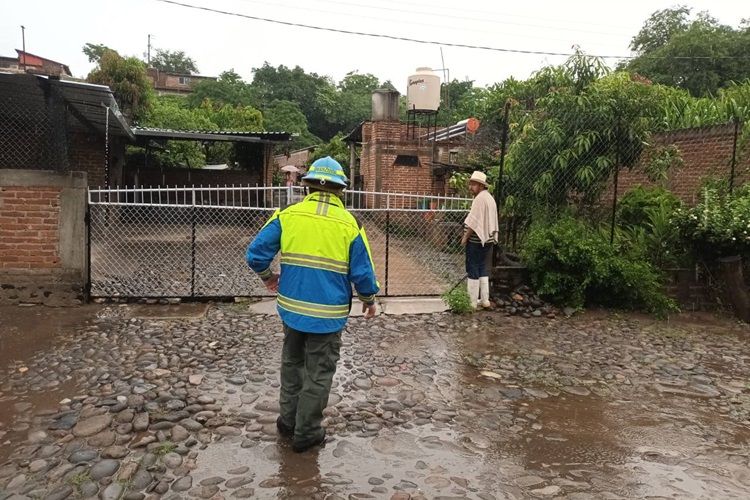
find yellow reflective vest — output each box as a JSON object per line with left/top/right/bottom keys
{"left": 246, "top": 191, "right": 379, "bottom": 333}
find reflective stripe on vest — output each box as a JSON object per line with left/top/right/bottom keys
{"left": 315, "top": 192, "right": 332, "bottom": 216}
{"left": 277, "top": 294, "right": 350, "bottom": 319}
{"left": 280, "top": 252, "right": 348, "bottom": 274}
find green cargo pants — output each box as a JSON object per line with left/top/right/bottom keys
{"left": 279, "top": 323, "right": 342, "bottom": 441}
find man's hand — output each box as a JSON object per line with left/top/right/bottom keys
{"left": 461, "top": 234, "right": 469, "bottom": 247}
{"left": 263, "top": 274, "right": 279, "bottom": 293}
{"left": 362, "top": 302, "right": 377, "bottom": 319}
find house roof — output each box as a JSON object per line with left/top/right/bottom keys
{"left": 0, "top": 72, "right": 133, "bottom": 140}
{"left": 342, "top": 121, "right": 365, "bottom": 143}
{"left": 132, "top": 127, "right": 295, "bottom": 144}
{"left": 16, "top": 50, "right": 72, "bottom": 76}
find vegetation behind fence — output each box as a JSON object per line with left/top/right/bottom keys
{"left": 448, "top": 52, "right": 750, "bottom": 315}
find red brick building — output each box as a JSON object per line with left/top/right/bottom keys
{"left": 146, "top": 68, "right": 216, "bottom": 95}
{"left": 344, "top": 89, "right": 471, "bottom": 207}
{"left": 0, "top": 50, "right": 72, "bottom": 77}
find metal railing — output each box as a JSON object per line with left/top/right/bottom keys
{"left": 87, "top": 186, "right": 471, "bottom": 299}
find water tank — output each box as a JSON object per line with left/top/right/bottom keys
{"left": 407, "top": 67, "right": 441, "bottom": 112}
{"left": 371, "top": 89, "right": 400, "bottom": 121}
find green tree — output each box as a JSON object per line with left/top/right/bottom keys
{"left": 630, "top": 5, "right": 692, "bottom": 54}
{"left": 151, "top": 49, "right": 199, "bottom": 74}
{"left": 328, "top": 71, "right": 383, "bottom": 134}
{"left": 251, "top": 62, "right": 336, "bottom": 139}
{"left": 188, "top": 70, "right": 258, "bottom": 108}
{"left": 263, "top": 99, "right": 319, "bottom": 148}
{"left": 82, "top": 43, "right": 111, "bottom": 64}
{"left": 139, "top": 95, "right": 265, "bottom": 168}
{"left": 307, "top": 133, "right": 350, "bottom": 177}
{"left": 86, "top": 49, "right": 154, "bottom": 120}
{"left": 140, "top": 95, "right": 215, "bottom": 168}
{"left": 626, "top": 7, "right": 750, "bottom": 96}
{"left": 437, "top": 79, "right": 477, "bottom": 125}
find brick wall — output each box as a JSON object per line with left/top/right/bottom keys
{"left": 614, "top": 123, "right": 748, "bottom": 205}
{"left": 0, "top": 170, "right": 87, "bottom": 306}
{"left": 0, "top": 187, "right": 61, "bottom": 269}
{"left": 274, "top": 148, "right": 313, "bottom": 172}
{"left": 68, "top": 131, "right": 106, "bottom": 187}
{"left": 359, "top": 121, "right": 467, "bottom": 206}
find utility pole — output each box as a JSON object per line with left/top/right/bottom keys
{"left": 20, "top": 25, "right": 26, "bottom": 72}
{"left": 147, "top": 34, "right": 153, "bottom": 67}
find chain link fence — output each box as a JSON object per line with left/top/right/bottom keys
{"left": 0, "top": 74, "right": 70, "bottom": 171}
{"left": 474, "top": 101, "right": 748, "bottom": 252}
{"left": 88, "top": 186, "right": 470, "bottom": 299}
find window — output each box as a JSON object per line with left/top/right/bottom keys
{"left": 449, "top": 150, "right": 459, "bottom": 163}
{"left": 394, "top": 155, "right": 420, "bottom": 167}
{"left": 178, "top": 76, "right": 191, "bottom": 86}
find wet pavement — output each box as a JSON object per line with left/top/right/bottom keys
{"left": 1, "top": 303, "right": 750, "bottom": 499}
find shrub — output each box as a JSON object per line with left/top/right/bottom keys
{"left": 616, "top": 185, "right": 685, "bottom": 269}
{"left": 673, "top": 184, "right": 750, "bottom": 261}
{"left": 617, "top": 185, "right": 681, "bottom": 229}
{"left": 442, "top": 283, "right": 474, "bottom": 314}
{"left": 521, "top": 216, "right": 678, "bottom": 316}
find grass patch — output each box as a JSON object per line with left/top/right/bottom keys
{"left": 442, "top": 283, "right": 473, "bottom": 314}
{"left": 152, "top": 441, "right": 177, "bottom": 457}
{"left": 69, "top": 471, "right": 91, "bottom": 486}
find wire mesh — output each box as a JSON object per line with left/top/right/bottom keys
{"left": 88, "top": 186, "right": 470, "bottom": 299}
{"left": 489, "top": 104, "right": 747, "bottom": 251}
{"left": 0, "top": 79, "right": 69, "bottom": 171}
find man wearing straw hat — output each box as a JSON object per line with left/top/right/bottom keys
{"left": 461, "top": 171, "right": 499, "bottom": 310}
{"left": 246, "top": 156, "right": 379, "bottom": 453}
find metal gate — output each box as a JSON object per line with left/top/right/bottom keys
{"left": 87, "top": 186, "right": 469, "bottom": 299}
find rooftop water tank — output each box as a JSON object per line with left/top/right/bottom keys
{"left": 407, "top": 67, "right": 440, "bottom": 112}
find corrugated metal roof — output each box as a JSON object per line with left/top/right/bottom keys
{"left": 132, "top": 127, "right": 295, "bottom": 143}
{"left": 0, "top": 72, "right": 133, "bottom": 140}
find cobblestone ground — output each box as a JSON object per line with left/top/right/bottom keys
{"left": 2, "top": 304, "right": 750, "bottom": 499}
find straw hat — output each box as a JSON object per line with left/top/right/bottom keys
{"left": 469, "top": 171, "right": 490, "bottom": 188}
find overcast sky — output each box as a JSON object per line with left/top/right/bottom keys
{"left": 2, "top": 0, "right": 747, "bottom": 93}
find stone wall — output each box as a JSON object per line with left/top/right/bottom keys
{"left": 0, "top": 170, "right": 87, "bottom": 306}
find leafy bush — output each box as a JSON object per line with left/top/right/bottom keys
{"left": 673, "top": 184, "right": 750, "bottom": 261}
{"left": 521, "top": 216, "right": 678, "bottom": 316}
{"left": 616, "top": 185, "right": 685, "bottom": 268}
{"left": 617, "top": 185, "right": 681, "bottom": 229}
{"left": 442, "top": 283, "right": 474, "bottom": 314}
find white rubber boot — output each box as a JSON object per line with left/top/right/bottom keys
{"left": 467, "top": 279, "right": 480, "bottom": 311}
{"left": 479, "top": 276, "right": 491, "bottom": 308}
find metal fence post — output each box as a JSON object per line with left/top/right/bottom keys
{"left": 610, "top": 107, "right": 622, "bottom": 245}
{"left": 85, "top": 192, "right": 92, "bottom": 302}
{"left": 385, "top": 194, "right": 390, "bottom": 296}
{"left": 494, "top": 100, "right": 511, "bottom": 264}
{"left": 190, "top": 189, "right": 197, "bottom": 297}
{"left": 730, "top": 117, "right": 740, "bottom": 196}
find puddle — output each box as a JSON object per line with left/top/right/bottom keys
{"left": 125, "top": 302, "right": 210, "bottom": 319}
{"left": 0, "top": 305, "right": 98, "bottom": 370}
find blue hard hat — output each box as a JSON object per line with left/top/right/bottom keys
{"left": 302, "top": 156, "right": 348, "bottom": 188}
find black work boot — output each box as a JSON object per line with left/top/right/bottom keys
{"left": 276, "top": 416, "right": 295, "bottom": 437}
{"left": 292, "top": 428, "right": 326, "bottom": 453}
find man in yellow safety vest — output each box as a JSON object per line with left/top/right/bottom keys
{"left": 246, "top": 156, "right": 379, "bottom": 452}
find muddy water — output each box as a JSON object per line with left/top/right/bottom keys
{"left": 0, "top": 305, "right": 97, "bottom": 460}
{"left": 2, "top": 305, "right": 750, "bottom": 499}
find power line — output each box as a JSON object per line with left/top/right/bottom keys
{"left": 230, "top": 0, "right": 625, "bottom": 47}
{"left": 153, "top": 0, "right": 630, "bottom": 59}
{"left": 235, "top": 0, "right": 632, "bottom": 38}
{"left": 153, "top": 0, "right": 750, "bottom": 61}
{"left": 347, "top": 0, "right": 638, "bottom": 31}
